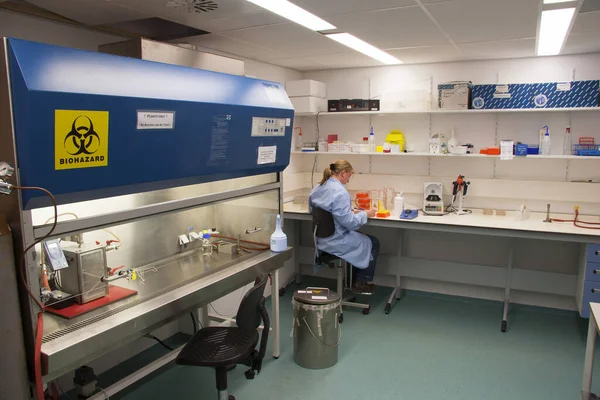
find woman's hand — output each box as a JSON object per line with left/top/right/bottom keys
{"left": 366, "top": 209, "right": 377, "bottom": 218}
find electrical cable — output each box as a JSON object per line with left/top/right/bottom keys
{"left": 209, "top": 282, "right": 252, "bottom": 317}
{"left": 96, "top": 387, "right": 110, "bottom": 400}
{"left": 49, "top": 382, "right": 59, "bottom": 400}
{"left": 190, "top": 312, "right": 197, "bottom": 333}
{"left": 12, "top": 186, "right": 58, "bottom": 400}
{"left": 56, "top": 381, "right": 73, "bottom": 400}
{"left": 144, "top": 334, "right": 174, "bottom": 351}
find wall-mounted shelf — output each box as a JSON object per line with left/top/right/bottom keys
{"left": 294, "top": 107, "right": 600, "bottom": 117}
{"left": 291, "top": 151, "right": 600, "bottom": 160}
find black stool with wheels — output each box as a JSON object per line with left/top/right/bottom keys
{"left": 176, "top": 274, "right": 270, "bottom": 400}
{"left": 312, "top": 207, "right": 370, "bottom": 322}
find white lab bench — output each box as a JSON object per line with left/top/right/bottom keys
{"left": 284, "top": 204, "right": 600, "bottom": 332}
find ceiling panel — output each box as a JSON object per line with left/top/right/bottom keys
{"left": 180, "top": 33, "right": 289, "bottom": 60}
{"left": 293, "top": 0, "right": 416, "bottom": 17}
{"left": 301, "top": 52, "right": 383, "bottom": 69}
{"left": 219, "top": 23, "right": 350, "bottom": 57}
{"left": 386, "top": 45, "right": 462, "bottom": 64}
{"left": 190, "top": 11, "right": 286, "bottom": 32}
{"left": 426, "top": 0, "right": 540, "bottom": 43}
{"left": 111, "top": 0, "right": 272, "bottom": 31}
{"left": 570, "top": 10, "right": 600, "bottom": 34}
{"left": 268, "top": 57, "right": 327, "bottom": 71}
{"left": 328, "top": 6, "right": 449, "bottom": 49}
{"left": 458, "top": 39, "right": 536, "bottom": 60}
{"left": 293, "top": 0, "right": 449, "bottom": 17}
{"left": 563, "top": 32, "right": 600, "bottom": 55}
{"left": 24, "top": 0, "right": 148, "bottom": 25}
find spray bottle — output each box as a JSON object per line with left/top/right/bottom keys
{"left": 368, "top": 127, "right": 376, "bottom": 153}
{"left": 270, "top": 214, "right": 287, "bottom": 252}
{"left": 542, "top": 126, "right": 552, "bottom": 156}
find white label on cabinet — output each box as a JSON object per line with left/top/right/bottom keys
{"left": 137, "top": 111, "right": 175, "bottom": 130}
{"left": 257, "top": 146, "right": 277, "bottom": 165}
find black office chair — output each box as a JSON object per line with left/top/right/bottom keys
{"left": 312, "top": 207, "right": 370, "bottom": 322}
{"left": 176, "top": 274, "right": 269, "bottom": 400}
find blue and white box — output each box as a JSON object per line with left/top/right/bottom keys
{"left": 531, "top": 80, "right": 599, "bottom": 108}
{"left": 472, "top": 84, "right": 532, "bottom": 109}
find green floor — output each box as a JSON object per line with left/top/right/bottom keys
{"left": 80, "top": 278, "right": 600, "bottom": 400}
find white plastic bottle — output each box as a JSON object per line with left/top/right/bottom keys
{"left": 542, "top": 131, "right": 552, "bottom": 155}
{"left": 270, "top": 214, "right": 287, "bottom": 252}
{"left": 368, "top": 126, "right": 376, "bottom": 153}
{"left": 394, "top": 192, "right": 405, "bottom": 217}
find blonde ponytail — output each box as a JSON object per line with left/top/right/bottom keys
{"left": 319, "top": 159, "right": 353, "bottom": 185}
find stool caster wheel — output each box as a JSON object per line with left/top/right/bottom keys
{"left": 362, "top": 307, "right": 370, "bottom": 315}
{"left": 338, "top": 314, "right": 344, "bottom": 324}
{"left": 245, "top": 369, "right": 255, "bottom": 380}
{"left": 229, "top": 396, "right": 236, "bottom": 400}
{"left": 384, "top": 304, "right": 391, "bottom": 314}
{"left": 279, "top": 287, "right": 286, "bottom": 297}
{"left": 501, "top": 320, "right": 507, "bottom": 333}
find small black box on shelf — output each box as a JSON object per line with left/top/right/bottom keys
{"left": 328, "top": 99, "right": 380, "bottom": 112}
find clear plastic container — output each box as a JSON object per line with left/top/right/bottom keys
{"left": 563, "top": 126, "right": 572, "bottom": 155}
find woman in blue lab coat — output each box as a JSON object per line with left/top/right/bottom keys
{"left": 309, "top": 159, "right": 380, "bottom": 294}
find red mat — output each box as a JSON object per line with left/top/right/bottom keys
{"left": 46, "top": 285, "right": 138, "bottom": 319}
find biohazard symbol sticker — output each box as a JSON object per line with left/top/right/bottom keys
{"left": 55, "top": 110, "right": 109, "bottom": 170}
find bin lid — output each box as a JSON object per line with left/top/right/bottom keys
{"left": 293, "top": 288, "right": 341, "bottom": 305}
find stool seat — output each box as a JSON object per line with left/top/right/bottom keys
{"left": 177, "top": 327, "right": 259, "bottom": 368}
{"left": 319, "top": 252, "right": 342, "bottom": 264}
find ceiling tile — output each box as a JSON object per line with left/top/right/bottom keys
{"left": 293, "top": 0, "right": 450, "bottom": 17}
{"left": 219, "top": 23, "right": 350, "bottom": 57}
{"left": 458, "top": 39, "right": 536, "bottom": 60}
{"left": 179, "top": 34, "right": 290, "bottom": 60}
{"left": 570, "top": 10, "right": 600, "bottom": 35}
{"left": 386, "top": 45, "right": 462, "bottom": 64}
{"left": 301, "top": 52, "right": 383, "bottom": 69}
{"left": 328, "top": 6, "right": 450, "bottom": 49}
{"left": 190, "top": 11, "right": 286, "bottom": 32}
{"left": 563, "top": 32, "right": 600, "bottom": 55}
{"left": 268, "top": 57, "right": 328, "bottom": 71}
{"left": 292, "top": 0, "right": 416, "bottom": 17}
{"left": 112, "top": 0, "right": 272, "bottom": 31}
{"left": 24, "top": 0, "right": 148, "bottom": 25}
{"left": 426, "top": 0, "right": 540, "bottom": 43}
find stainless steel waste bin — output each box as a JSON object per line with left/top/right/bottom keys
{"left": 292, "top": 287, "right": 341, "bottom": 369}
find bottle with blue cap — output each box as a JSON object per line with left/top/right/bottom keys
{"left": 202, "top": 230, "right": 213, "bottom": 255}
{"left": 270, "top": 214, "right": 287, "bottom": 252}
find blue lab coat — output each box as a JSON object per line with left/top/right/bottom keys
{"left": 309, "top": 177, "right": 373, "bottom": 269}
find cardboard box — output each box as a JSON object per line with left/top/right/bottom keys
{"left": 438, "top": 81, "right": 472, "bottom": 110}
{"left": 472, "top": 84, "right": 532, "bottom": 109}
{"left": 286, "top": 79, "right": 327, "bottom": 98}
{"left": 531, "top": 80, "right": 599, "bottom": 108}
{"left": 290, "top": 96, "right": 328, "bottom": 114}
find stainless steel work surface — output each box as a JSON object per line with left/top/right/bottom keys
{"left": 42, "top": 247, "right": 292, "bottom": 381}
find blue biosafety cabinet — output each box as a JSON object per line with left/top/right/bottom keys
{"left": 6, "top": 38, "right": 295, "bottom": 209}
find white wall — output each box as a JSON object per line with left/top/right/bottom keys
{"left": 285, "top": 53, "right": 600, "bottom": 311}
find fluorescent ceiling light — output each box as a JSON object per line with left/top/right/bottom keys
{"left": 246, "top": 0, "right": 336, "bottom": 31}
{"left": 537, "top": 7, "right": 576, "bottom": 56}
{"left": 326, "top": 33, "right": 402, "bottom": 65}
{"left": 543, "top": 0, "right": 574, "bottom": 3}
